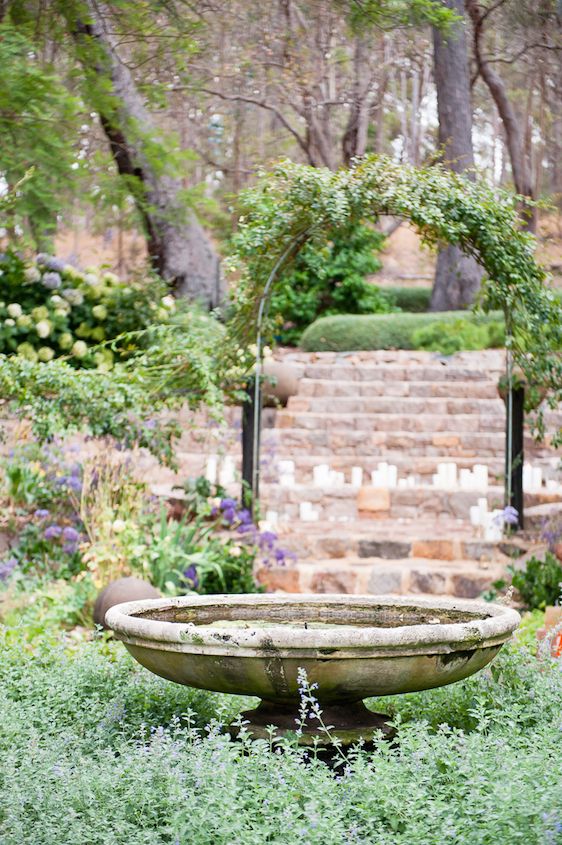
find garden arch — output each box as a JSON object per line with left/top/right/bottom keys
{"left": 228, "top": 155, "right": 560, "bottom": 513}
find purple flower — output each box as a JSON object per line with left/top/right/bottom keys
{"left": 62, "top": 526, "right": 79, "bottom": 543}
{"left": 259, "top": 530, "right": 278, "bottom": 549}
{"left": 494, "top": 506, "right": 519, "bottom": 527}
{"left": 0, "top": 557, "right": 17, "bottom": 581}
{"left": 220, "top": 498, "right": 237, "bottom": 510}
{"left": 34, "top": 509, "right": 50, "bottom": 520}
{"left": 183, "top": 564, "right": 199, "bottom": 590}
{"left": 42, "top": 271, "right": 62, "bottom": 290}
{"left": 62, "top": 543, "right": 77, "bottom": 554}
{"left": 44, "top": 524, "right": 62, "bottom": 540}
{"left": 237, "top": 522, "right": 255, "bottom": 535}
{"left": 237, "top": 508, "right": 253, "bottom": 526}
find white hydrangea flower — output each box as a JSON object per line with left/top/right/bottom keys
{"left": 161, "top": 295, "right": 176, "bottom": 311}
{"left": 72, "top": 340, "right": 88, "bottom": 358}
{"left": 92, "top": 304, "right": 107, "bottom": 320}
{"left": 24, "top": 266, "right": 41, "bottom": 283}
{"left": 62, "top": 288, "right": 84, "bottom": 307}
{"left": 35, "top": 319, "right": 52, "bottom": 338}
{"left": 84, "top": 273, "right": 98, "bottom": 286}
{"left": 4, "top": 318, "right": 15, "bottom": 327}
{"left": 38, "top": 347, "right": 55, "bottom": 362}
{"left": 7, "top": 303, "right": 22, "bottom": 318}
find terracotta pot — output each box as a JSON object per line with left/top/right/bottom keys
{"left": 93, "top": 577, "right": 160, "bottom": 629}
{"left": 262, "top": 360, "right": 300, "bottom": 407}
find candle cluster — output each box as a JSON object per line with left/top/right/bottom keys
{"left": 205, "top": 455, "right": 236, "bottom": 486}
{"left": 469, "top": 498, "right": 503, "bottom": 541}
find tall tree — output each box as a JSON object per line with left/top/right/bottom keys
{"left": 69, "top": 1, "right": 221, "bottom": 306}
{"left": 465, "top": 0, "right": 536, "bottom": 231}
{"left": 430, "top": 0, "right": 482, "bottom": 310}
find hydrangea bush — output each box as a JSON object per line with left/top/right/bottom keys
{"left": 0, "top": 251, "right": 177, "bottom": 369}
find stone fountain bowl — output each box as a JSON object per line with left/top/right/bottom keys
{"left": 105, "top": 594, "right": 520, "bottom": 743}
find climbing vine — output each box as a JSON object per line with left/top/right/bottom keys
{"left": 228, "top": 156, "right": 561, "bottom": 444}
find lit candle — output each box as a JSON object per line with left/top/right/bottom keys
{"left": 351, "top": 466, "right": 363, "bottom": 487}
{"left": 219, "top": 456, "right": 235, "bottom": 486}
{"left": 205, "top": 455, "right": 218, "bottom": 485}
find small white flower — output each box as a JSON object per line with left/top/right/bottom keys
{"left": 112, "top": 519, "right": 126, "bottom": 533}
{"left": 229, "top": 545, "right": 242, "bottom": 557}
{"left": 4, "top": 318, "right": 15, "bottom": 327}
{"left": 7, "top": 303, "right": 22, "bottom": 318}
{"left": 35, "top": 319, "right": 52, "bottom": 338}
{"left": 161, "top": 295, "right": 176, "bottom": 311}
{"left": 71, "top": 340, "right": 88, "bottom": 358}
{"left": 24, "top": 266, "right": 41, "bottom": 283}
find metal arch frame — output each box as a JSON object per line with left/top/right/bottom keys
{"left": 249, "top": 227, "right": 318, "bottom": 509}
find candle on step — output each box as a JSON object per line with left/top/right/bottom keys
{"left": 351, "top": 466, "right": 363, "bottom": 487}
{"left": 313, "top": 464, "right": 330, "bottom": 487}
{"left": 279, "top": 460, "right": 295, "bottom": 487}
{"left": 459, "top": 468, "right": 470, "bottom": 490}
{"left": 300, "top": 501, "right": 319, "bottom": 522}
{"left": 473, "top": 464, "right": 489, "bottom": 490}
{"left": 388, "top": 464, "right": 398, "bottom": 488}
{"left": 469, "top": 505, "right": 481, "bottom": 527}
{"left": 265, "top": 510, "right": 279, "bottom": 525}
{"left": 219, "top": 456, "right": 235, "bottom": 486}
{"left": 532, "top": 467, "right": 542, "bottom": 490}
{"left": 477, "top": 497, "right": 488, "bottom": 524}
{"left": 205, "top": 454, "right": 218, "bottom": 485}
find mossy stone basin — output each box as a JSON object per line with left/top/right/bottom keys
{"left": 105, "top": 594, "right": 519, "bottom": 744}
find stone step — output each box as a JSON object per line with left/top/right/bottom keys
{"left": 261, "top": 483, "right": 561, "bottom": 522}
{"left": 275, "top": 411, "right": 506, "bottom": 433}
{"left": 266, "top": 428, "right": 507, "bottom": 457}
{"left": 298, "top": 378, "right": 501, "bottom": 399}
{"left": 271, "top": 517, "right": 504, "bottom": 562}
{"left": 301, "top": 363, "right": 501, "bottom": 383}
{"left": 287, "top": 395, "right": 504, "bottom": 415}
{"left": 259, "top": 453, "right": 507, "bottom": 480}
{"left": 257, "top": 557, "right": 505, "bottom": 599}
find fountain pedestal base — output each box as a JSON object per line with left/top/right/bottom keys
{"left": 236, "top": 699, "right": 395, "bottom": 746}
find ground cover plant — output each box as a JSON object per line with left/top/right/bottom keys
{"left": 0, "top": 625, "right": 560, "bottom": 845}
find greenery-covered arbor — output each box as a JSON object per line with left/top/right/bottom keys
{"left": 230, "top": 155, "right": 561, "bottom": 439}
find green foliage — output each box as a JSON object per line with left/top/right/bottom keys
{"left": 0, "top": 24, "right": 82, "bottom": 248}
{"left": 381, "top": 286, "right": 431, "bottom": 312}
{"left": 0, "top": 629, "right": 561, "bottom": 844}
{"left": 412, "top": 317, "right": 505, "bottom": 355}
{"left": 228, "top": 157, "right": 561, "bottom": 443}
{"left": 510, "top": 552, "right": 562, "bottom": 610}
{"left": 262, "top": 221, "right": 388, "bottom": 344}
{"left": 0, "top": 252, "right": 182, "bottom": 368}
{"left": 301, "top": 309, "right": 503, "bottom": 352}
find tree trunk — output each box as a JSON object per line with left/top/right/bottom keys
{"left": 465, "top": 0, "right": 536, "bottom": 231}
{"left": 71, "top": 3, "right": 221, "bottom": 307}
{"left": 430, "top": 0, "right": 482, "bottom": 311}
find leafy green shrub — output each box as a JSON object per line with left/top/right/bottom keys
{"left": 510, "top": 552, "right": 562, "bottom": 609}
{"left": 412, "top": 317, "right": 505, "bottom": 355}
{"left": 263, "top": 222, "right": 390, "bottom": 344}
{"left": 0, "top": 631, "right": 561, "bottom": 844}
{"left": 0, "top": 251, "right": 179, "bottom": 369}
{"left": 301, "top": 310, "right": 504, "bottom": 352}
{"left": 381, "top": 286, "right": 431, "bottom": 312}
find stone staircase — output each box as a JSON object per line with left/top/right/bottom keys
{"left": 147, "top": 349, "right": 562, "bottom": 600}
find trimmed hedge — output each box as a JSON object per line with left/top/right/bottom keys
{"left": 381, "top": 286, "right": 431, "bottom": 312}
{"left": 300, "top": 310, "right": 504, "bottom": 352}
